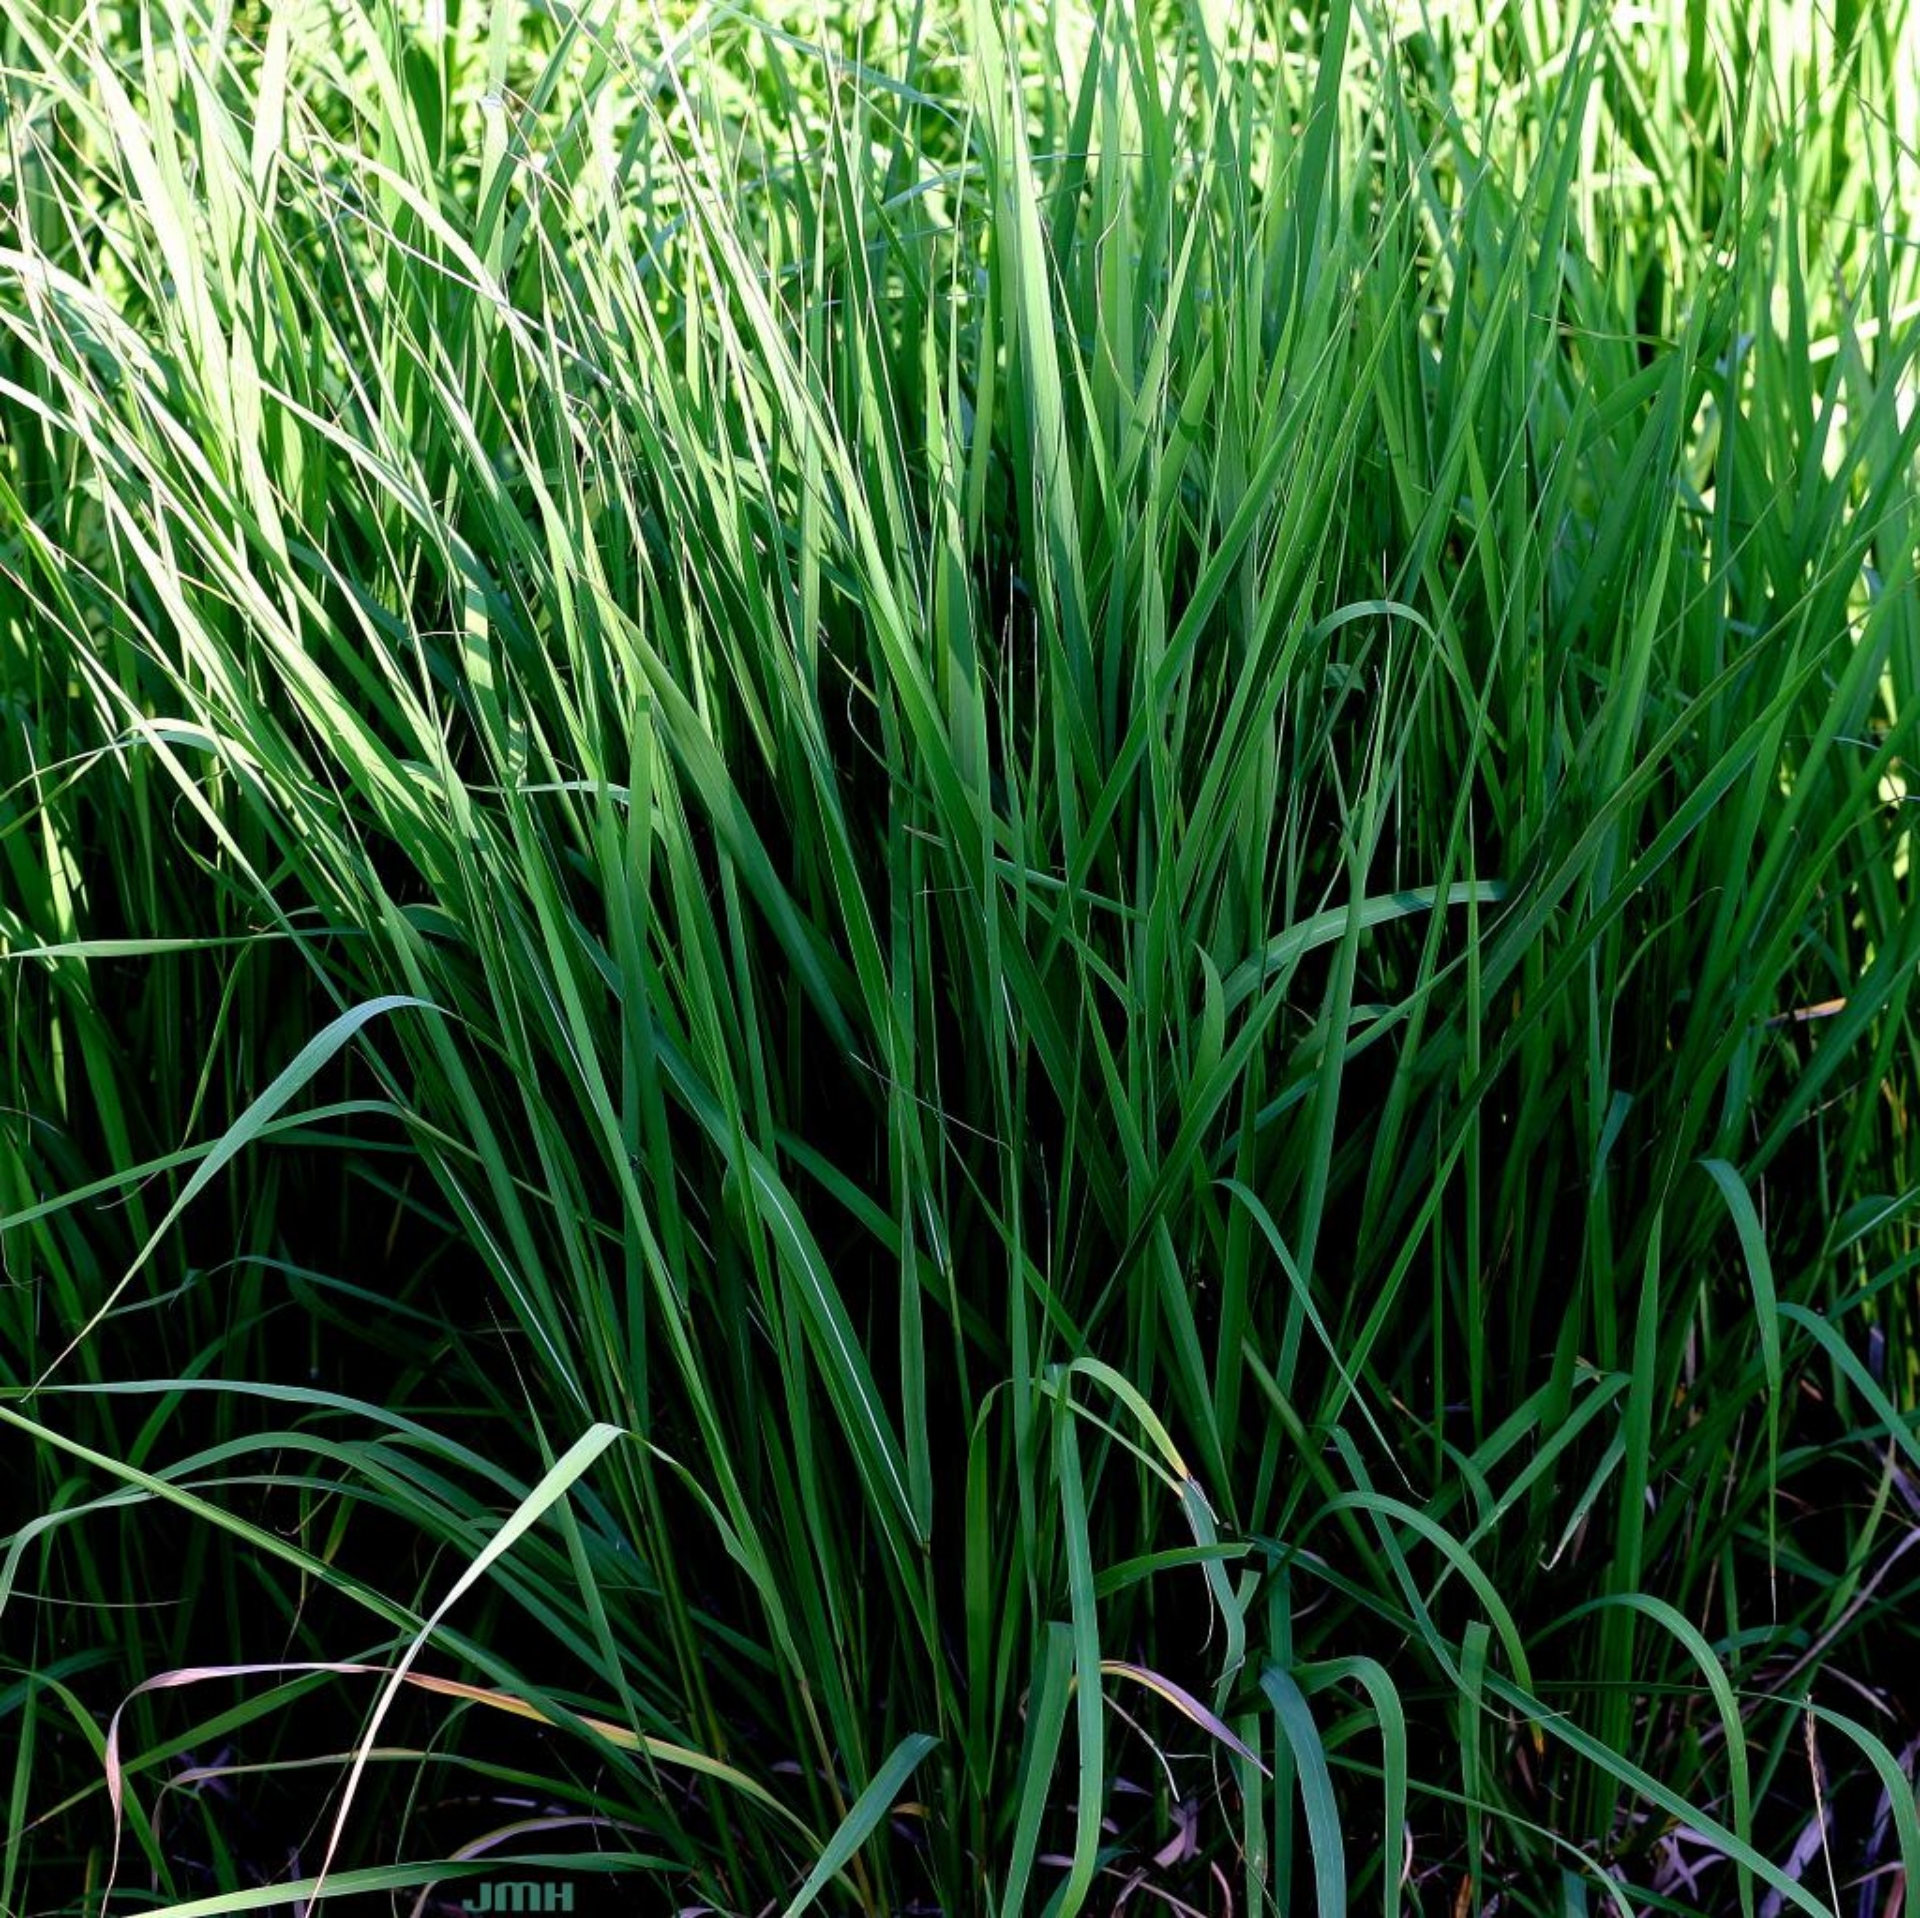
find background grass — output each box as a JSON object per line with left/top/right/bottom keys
{"left": 4, "top": 0, "right": 1920, "bottom": 1910}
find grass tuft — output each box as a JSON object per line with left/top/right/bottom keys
{"left": 5, "top": 0, "right": 1920, "bottom": 1909}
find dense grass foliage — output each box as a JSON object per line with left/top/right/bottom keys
{"left": 5, "top": 0, "right": 1920, "bottom": 1909}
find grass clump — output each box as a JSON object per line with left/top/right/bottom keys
{"left": 4, "top": 0, "right": 1920, "bottom": 1910}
